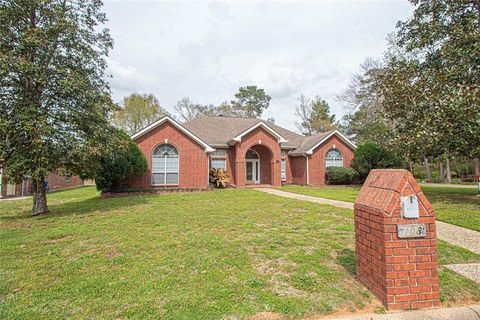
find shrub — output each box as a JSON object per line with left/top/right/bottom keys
{"left": 325, "top": 167, "right": 359, "bottom": 185}
{"left": 351, "top": 143, "right": 404, "bottom": 181}
{"left": 94, "top": 130, "right": 148, "bottom": 191}
{"left": 210, "top": 168, "right": 231, "bottom": 188}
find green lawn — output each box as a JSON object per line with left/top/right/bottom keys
{"left": 280, "top": 185, "right": 480, "bottom": 232}
{"left": 1, "top": 187, "right": 479, "bottom": 319}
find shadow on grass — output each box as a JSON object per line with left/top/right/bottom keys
{"left": 1, "top": 193, "right": 149, "bottom": 221}
{"left": 336, "top": 248, "right": 356, "bottom": 276}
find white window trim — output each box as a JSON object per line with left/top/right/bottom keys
{"left": 231, "top": 122, "right": 288, "bottom": 144}
{"left": 152, "top": 145, "right": 179, "bottom": 186}
{"left": 305, "top": 130, "right": 356, "bottom": 155}
{"left": 211, "top": 149, "right": 227, "bottom": 157}
{"left": 211, "top": 158, "right": 227, "bottom": 171}
{"left": 325, "top": 149, "right": 344, "bottom": 167}
{"left": 281, "top": 159, "right": 286, "bottom": 181}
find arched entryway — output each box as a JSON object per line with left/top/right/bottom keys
{"left": 245, "top": 145, "right": 273, "bottom": 185}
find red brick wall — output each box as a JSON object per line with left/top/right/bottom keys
{"left": 46, "top": 173, "right": 84, "bottom": 191}
{"left": 354, "top": 169, "right": 440, "bottom": 310}
{"left": 129, "top": 122, "right": 209, "bottom": 189}
{"left": 234, "top": 127, "right": 281, "bottom": 187}
{"left": 282, "top": 151, "right": 294, "bottom": 184}
{"left": 308, "top": 135, "right": 355, "bottom": 186}
{"left": 1, "top": 181, "right": 22, "bottom": 198}
{"left": 290, "top": 156, "right": 307, "bottom": 185}
{"left": 1, "top": 173, "right": 83, "bottom": 198}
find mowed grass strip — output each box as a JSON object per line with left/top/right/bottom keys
{"left": 1, "top": 187, "right": 373, "bottom": 319}
{"left": 280, "top": 185, "right": 480, "bottom": 232}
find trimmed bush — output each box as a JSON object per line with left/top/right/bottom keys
{"left": 351, "top": 143, "right": 404, "bottom": 181}
{"left": 94, "top": 129, "right": 148, "bottom": 191}
{"left": 325, "top": 167, "right": 359, "bottom": 185}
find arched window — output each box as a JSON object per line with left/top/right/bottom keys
{"left": 152, "top": 144, "right": 179, "bottom": 185}
{"left": 246, "top": 149, "right": 259, "bottom": 159}
{"left": 326, "top": 149, "right": 343, "bottom": 167}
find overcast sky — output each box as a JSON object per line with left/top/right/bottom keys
{"left": 103, "top": 0, "right": 414, "bottom": 132}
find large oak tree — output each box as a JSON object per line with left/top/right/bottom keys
{"left": 0, "top": 0, "right": 115, "bottom": 215}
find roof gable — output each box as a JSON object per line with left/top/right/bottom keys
{"left": 131, "top": 116, "right": 215, "bottom": 152}
{"left": 289, "top": 130, "right": 356, "bottom": 156}
{"left": 231, "top": 122, "right": 288, "bottom": 144}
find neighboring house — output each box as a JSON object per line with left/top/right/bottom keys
{"left": 0, "top": 170, "right": 86, "bottom": 198}
{"left": 126, "top": 115, "right": 356, "bottom": 189}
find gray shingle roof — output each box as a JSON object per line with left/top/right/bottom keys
{"left": 288, "top": 130, "right": 336, "bottom": 155}
{"left": 143, "top": 116, "right": 354, "bottom": 155}
{"left": 183, "top": 116, "right": 262, "bottom": 146}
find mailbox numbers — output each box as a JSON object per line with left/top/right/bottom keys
{"left": 397, "top": 224, "right": 427, "bottom": 238}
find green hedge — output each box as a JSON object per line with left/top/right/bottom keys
{"left": 325, "top": 167, "right": 359, "bottom": 185}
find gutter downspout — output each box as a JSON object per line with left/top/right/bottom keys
{"left": 305, "top": 155, "right": 310, "bottom": 186}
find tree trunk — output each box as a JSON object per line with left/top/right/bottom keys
{"left": 445, "top": 151, "right": 452, "bottom": 183}
{"left": 474, "top": 158, "right": 480, "bottom": 177}
{"left": 424, "top": 157, "right": 432, "bottom": 183}
{"left": 438, "top": 154, "right": 444, "bottom": 182}
{"left": 32, "top": 179, "right": 49, "bottom": 216}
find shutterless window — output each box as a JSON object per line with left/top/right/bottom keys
{"left": 281, "top": 159, "right": 286, "bottom": 181}
{"left": 152, "top": 144, "right": 179, "bottom": 185}
{"left": 281, "top": 150, "right": 287, "bottom": 158}
{"left": 325, "top": 149, "right": 343, "bottom": 167}
{"left": 211, "top": 149, "right": 226, "bottom": 157}
{"left": 211, "top": 159, "right": 226, "bottom": 170}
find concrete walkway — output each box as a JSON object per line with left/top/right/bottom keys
{"left": 256, "top": 188, "right": 480, "bottom": 285}
{"left": 436, "top": 221, "right": 480, "bottom": 255}
{"left": 256, "top": 188, "right": 355, "bottom": 209}
{"left": 256, "top": 188, "right": 480, "bottom": 254}
{"left": 0, "top": 195, "right": 31, "bottom": 201}
{"left": 420, "top": 183, "right": 477, "bottom": 189}
{"left": 322, "top": 304, "right": 480, "bottom": 320}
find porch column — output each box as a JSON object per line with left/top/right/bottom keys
{"left": 235, "top": 144, "right": 246, "bottom": 188}
{"left": 271, "top": 159, "right": 282, "bottom": 187}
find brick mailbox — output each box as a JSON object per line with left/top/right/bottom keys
{"left": 354, "top": 169, "right": 440, "bottom": 310}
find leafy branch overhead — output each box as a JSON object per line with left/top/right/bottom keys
{"left": 339, "top": 0, "right": 479, "bottom": 163}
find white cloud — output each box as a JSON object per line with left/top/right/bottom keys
{"left": 103, "top": 0, "right": 414, "bottom": 131}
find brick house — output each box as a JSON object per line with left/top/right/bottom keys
{"left": 0, "top": 170, "right": 86, "bottom": 199}
{"left": 127, "top": 115, "right": 356, "bottom": 189}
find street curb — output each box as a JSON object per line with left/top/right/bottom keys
{"left": 323, "top": 304, "right": 480, "bottom": 320}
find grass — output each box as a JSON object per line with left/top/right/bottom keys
{"left": 1, "top": 187, "right": 479, "bottom": 319}
{"left": 280, "top": 185, "right": 480, "bottom": 231}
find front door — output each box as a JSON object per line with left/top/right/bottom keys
{"left": 246, "top": 160, "right": 260, "bottom": 184}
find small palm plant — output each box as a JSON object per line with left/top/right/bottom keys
{"left": 210, "top": 168, "right": 231, "bottom": 188}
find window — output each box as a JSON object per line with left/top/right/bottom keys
{"left": 152, "top": 144, "right": 179, "bottom": 185}
{"left": 281, "top": 150, "right": 287, "bottom": 158}
{"left": 211, "top": 149, "right": 227, "bottom": 171}
{"left": 281, "top": 159, "right": 286, "bottom": 181}
{"left": 211, "top": 149, "right": 226, "bottom": 157}
{"left": 326, "top": 149, "right": 343, "bottom": 167}
{"left": 211, "top": 159, "right": 226, "bottom": 170}
{"left": 246, "top": 149, "right": 259, "bottom": 159}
